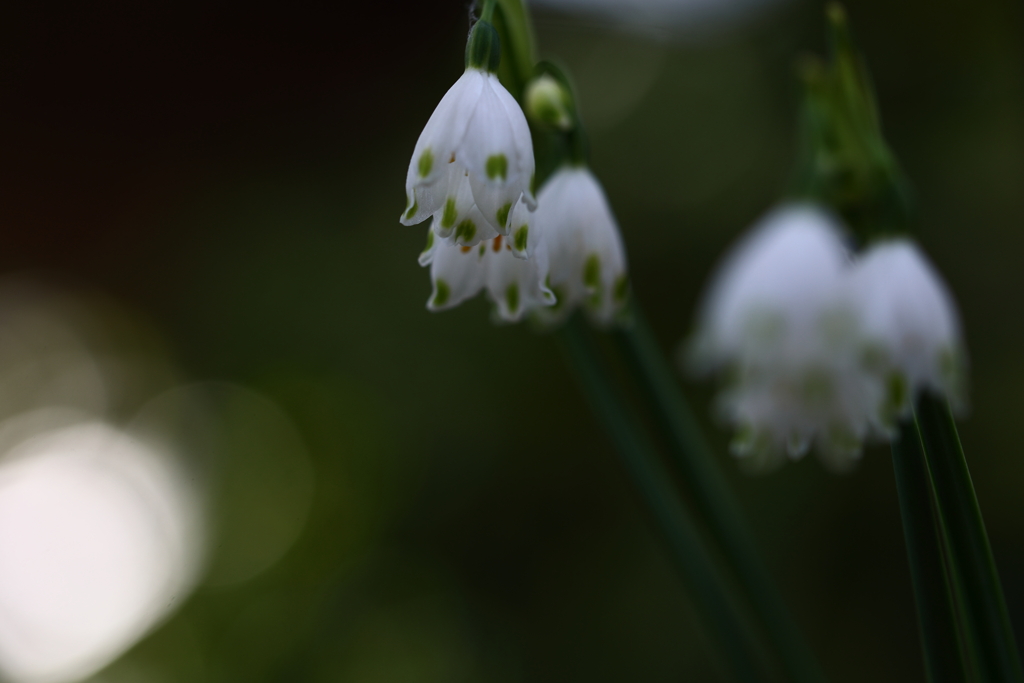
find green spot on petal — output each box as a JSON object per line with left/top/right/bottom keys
{"left": 441, "top": 197, "right": 457, "bottom": 229}
{"left": 478, "top": 243, "right": 486, "bottom": 256}
{"left": 583, "top": 254, "right": 601, "bottom": 289}
{"left": 514, "top": 225, "right": 528, "bottom": 252}
{"left": 433, "top": 279, "right": 450, "bottom": 307}
{"left": 506, "top": 283, "right": 520, "bottom": 314}
{"left": 613, "top": 274, "right": 629, "bottom": 302}
{"left": 496, "top": 203, "right": 512, "bottom": 227}
{"left": 485, "top": 154, "right": 508, "bottom": 181}
{"left": 422, "top": 230, "right": 434, "bottom": 252}
{"left": 455, "top": 219, "right": 476, "bottom": 243}
{"left": 405, "top": 199, "right": 419, "bottom": 220}
{"left": 418, "top": 149, "right": 434, "bottom": 178}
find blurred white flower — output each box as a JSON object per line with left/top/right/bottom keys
{"left": 689, "top": 203, "right": 968, "bottom": 470}
{"left": 849, "top": 239, "right": 966, "bottom": 422}
{"left": 534, "top": 167, "right": 629, "bottom": 326}
{"left": 400, "top": 67, "right": 536, "bottom": 245}
{"left": 689, "top": 204, "right": 878, "bottom": 469}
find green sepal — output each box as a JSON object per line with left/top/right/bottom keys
{"left": 465, "top": 20, "right": 501, "bottom": 73}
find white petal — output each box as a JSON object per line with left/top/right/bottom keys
{"left": 427, "top": 240, "right": 486, "bottom": 312}
{"left": 506, "top": 195, "right": 533, "bottom": 260}
{"left": 849, "top": 238, "right": 965, "bottom": 403}
{"left": 401, "top": 174, "right": 451, "bottom": 227}
{"left": 691, "top": 203, "right": 852, "bottom": 370}
{"left": 418, "top": 227, "right": 439, "bottom": 267}
{"left": 430, "top": 164, "right": 477, "bottom": 239}
{"left": 405, "top": 69, "right": 486, "bottom": 191}
{"left": 483, "top": 235, "right": 554, "bottom": 322}
{"left": 442, "top": 202, "right": 500, "bottom": 248}
{"left": 493, "top": 77, "right": 537, "bottom": 198}
{"left": 534, "top": 167, "right": 629, "bottom": 325}
{"left": 469, "top": 173, "right": 524, "bottom": 235}
{"left": 459, "top": 74, "right": 520, "bottom": 182}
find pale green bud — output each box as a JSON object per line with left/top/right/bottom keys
{"left": 524, "top": 74, "right": 573, "bottom": 131}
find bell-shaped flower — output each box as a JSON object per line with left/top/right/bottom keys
{"left": 400, "top": 51, "right": 535, "bottom": 244}
{"left": 420, "top": 197, "right": 553, "bottom": 322}
{"left": 533, "top": 167, "right": 628, "bottom": 325}
{"left": 849, "top": 238, "right": 966, "bottom": 422}
{"left": 688, "top": 203, "right": 880, "bottom": 470}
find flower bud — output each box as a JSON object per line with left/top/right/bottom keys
{"left": 524, "top": 74, "right": 573, "bottom": 130}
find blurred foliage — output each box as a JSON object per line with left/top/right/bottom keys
{"left": 0, "top": 0, "right": 1022, "bottom": 681}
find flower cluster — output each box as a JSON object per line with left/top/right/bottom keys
{"left": 400, "top": 22, "right": 628, "bottom": 325}
{"left": 689, "top": 203, "right": 965, "bottom": 471}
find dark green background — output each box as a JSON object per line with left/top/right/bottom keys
{"left": 0, "top": 0, "right": 1021, "bottom": 680}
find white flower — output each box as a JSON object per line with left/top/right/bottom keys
{"left": 533, "top": 167, "right": 629, "bottom": 325}
{"left": 420, "top": 199, "right": 554, "bottom": 322}
{"left": 689, "top": 204, "right": 880, "bottom": 470}
{"left": 689, "top": 203, "right": 970, "bottom": 470}
{"left": 401, "top": 67, "right": 536, "bottom": 245}
{"left": 849, "top": 238, "right": 966, "bottom": 419}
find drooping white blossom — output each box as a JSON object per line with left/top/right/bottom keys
{"left": 401, "top": 68, "right": 536, "bottom": 246}
{"left": 533, "top": 166, "right": 629, "bottom": 325}
{"left": 689, "top": 203, "right": 969, "bottom": 470}
{"left": 689, "top": 204, "right": 880, "bottom": 470}
{"left": 849, "top": 238, "right": 966, "bottom": 421}
{"left": 420, "top": 195, "right": 554, "bottom": 322}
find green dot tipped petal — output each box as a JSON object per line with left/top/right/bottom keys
{"left": 485, "top": 154, "right": 508, "bottom": 181}
{"left": 418, "top": 148, "right": 434, "bottom": 178}
{"left": 496, "top": 203, "right": 512, "bottom": 227}
{"left": 441, "top": 197, "right": 458, "bottom": 229}
{"left": 506, "top": 283, "right": 520, "bottom": 314}
{"left": 433, "top": 280, "right": 450, "bottom": 307}
{"left": 513, "top": 225, "right": 528, "bottom": 252}
{"left": 455, "top": 220, "right": 476, "bottom": 243}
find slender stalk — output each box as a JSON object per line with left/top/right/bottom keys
{"left": 891, "top": 416, "right": 968, "bottom": 683}
{"left": 612, "top": 304, "right": 827, "bottom": 683}
{"left": 915, "top": 393, "right": 1024, "bottom": 683}
{"left": 493, "top": 0, "right": 535, "bottom": 96}
{"left": 557, "top": 315, "right": 766, "bottom": 683}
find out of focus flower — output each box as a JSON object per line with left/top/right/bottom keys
{"left": 689, "top": 204, "right": 876, "bottom": 469}
{"left": 400, "top": 22, "right": 535, "bottom": 245}
{"left": 534, "top": 167, "right": 629, "bottom": 326}
{"left": 688, "top": 203, "right": 968, "bottom": 470}
{"left": 849, "top": 239, "right": 966, "bottom": 424}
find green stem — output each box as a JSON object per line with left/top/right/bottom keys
{"left": 916, "top": 393, "right": 1024, "bottom": 683}
{"left": 612, "top": 304, "right": 827, "bottom": 683}
{"left": 557, "top": 315, "right": 766, "bottom": 683}
{"left": 891, "top": 416, "right": 968, "bottom": 683}
{"left": 492, "top": 0, "right": 535, "bottom": 97}
{"left": 479, "top": 0, "right": 496, "bottom": 23}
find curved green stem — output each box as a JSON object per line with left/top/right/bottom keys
{"left": 892, "top": 417, "right": 968, "bottom": 683}
{"left": 558, "top": 315, "right": 767, "bottom": 683}
{"left": 915, "top": 394, "right": 1024, "bottom": 683}
{"left": 612, "top": 304, "right": 827, "bottom": 683}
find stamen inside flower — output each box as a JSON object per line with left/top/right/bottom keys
{"left": 492, "top": 235, "right": 503, "bottom": 252}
